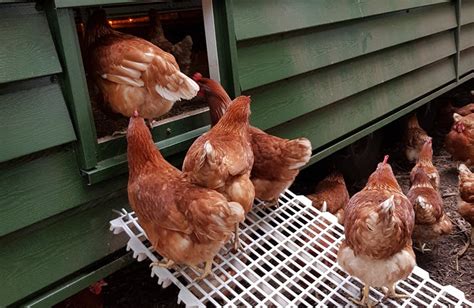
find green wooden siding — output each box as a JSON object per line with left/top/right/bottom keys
{"left": 0, "top": 187, "right": 129, "bottom": 307}
{"left": 0, "top": 3, "right": 61, "bottom": 83}
{"left": 228, "top": 0, "right": 472, "bottom": 163}
{"left": 0, "top": 81, "right": 76, "bottom": 162}
{"left": 0, "top": 149, "right": 126, "bottom": 237}
{"left": 232, "top": 0, "right": 450, "bottom": 41}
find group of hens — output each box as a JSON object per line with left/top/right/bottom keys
{"left": 84, "top": 9, "right": 474, "bottom": 307}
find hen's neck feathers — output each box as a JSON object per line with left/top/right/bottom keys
{"left": 210, "top": 96, "right": 250, "bottom": 134}
{"left": 200, "top": 79, "right": 233, "bottom": 126}
{"left": 85, "top": 20, "right": 117, "bottom": 49}
{"left": 365, "top": 168, "right": 402, "bottom": 193}
{"left": 127, "top": 122, "right": 171, "bottom": 179}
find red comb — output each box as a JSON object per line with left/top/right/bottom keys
{"left": 193, "top": 72, "right": 202, "bottom": 81}
{"left": 133, "top": 110, "right": 139, "bottom": 117}
{"left": 383, "top": 155, "right": 389, "bottom": 164}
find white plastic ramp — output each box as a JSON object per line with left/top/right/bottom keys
{"left": 110, "top": 190, "right": 473, "bottom": 307}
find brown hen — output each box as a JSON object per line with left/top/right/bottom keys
{"left": 410, "top": 138, "right": 440, "bottom": 190}
{"left": 407, "top": 168, "right": 452, "bottom": 253}
{"left": 337, "top": 155, "right": 416, "bottom": 307}
{"left": 182, "top": 96, "right": 254, "bottom": 251}
{"left": 306, "top": 171, "right": 349, "bottom": 224}
{"left": 148, "top": 9, "right": 193, "bottom": 76}
{"left": 458, "top": 164, "right": 474, "bottom": 246}
{"left": 85, "top": 10, "right": 198, "bottom": 126}
{"left": 405, "top": 113, "right": 431, "bottom": 162}
{"left": 194, "top": 74, "right": 312, "bottom": 205}
{"left": 127, "top": 112, "right": 244, "bottom": 279}
{"left": 445, "top": 113, "right": 474, "bottom": 166}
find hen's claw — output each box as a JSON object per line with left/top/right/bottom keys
{"left": 195, "top": 260, "right": 213, "bottom": 281}
{"left": 262, "top": 199, "right": 279, "bottom": 208}
{"left": 383, "top": 284, "right": 410, "bottom": 301}
{"left": 150, "top": 258, "right": 176, "bottom": 269}
{"left": 414, "top": 242, "right": 431, "bottom": 253}
{"left": 350, "top": 285, "right": 375, "bottom": 307}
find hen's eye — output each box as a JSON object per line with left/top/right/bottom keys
{"left": 367, "top": 224, "right": 374, "bottom": 231}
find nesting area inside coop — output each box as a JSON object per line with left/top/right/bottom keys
{"left": 109, "top": 190, "right": 473, "bottom": 307}
{"left": 74, "top": 3, "right": 210, "bottom": 139}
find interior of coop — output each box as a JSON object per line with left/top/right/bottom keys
{"left": 74, "top": 3, "right": 210, "bottom": 139}
{"left": 55, "top": 78, "right": 474, "bottom": 306}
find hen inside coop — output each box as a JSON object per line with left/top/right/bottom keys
{"left": 75, "top": 2, "right": 209, "bottom": 139}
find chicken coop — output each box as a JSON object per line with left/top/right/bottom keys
{"left": 1, "top": 0, "right": 474, "bottom": 306}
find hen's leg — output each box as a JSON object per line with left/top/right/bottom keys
{"left": 383, "top": 283, "right": 409, "bottom": 300}
{"left": 232, "top": 223, "right": 243, "bottom": 253}
{"left": 195, "top": 259, "right": 213, "bottom": 281}
{"left": 350, "top": 284, "right": 374, "bottom": 308}
{"left": 150, "top": 258, "right": 176, "bottom": 269}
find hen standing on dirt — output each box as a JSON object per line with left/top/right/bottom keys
{"left": 458, "top": 164, "right": 474, "bottom": 249}
{"left": 338, "top": 155, "right": 416, "bottom": 307}
{"left": 407, "top": 168, "right": 452, "bottom": 253}
{"left": 127, "top": 111, "right": 244, "bottom": 279}
{"left": 410, "top": 138, "right": 440, "bottom": 190}
{"left": 85, "top": 10, "right": 199, "bottom": 128}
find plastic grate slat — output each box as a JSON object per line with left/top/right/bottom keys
{"left": 110, "top": 190, "right": 473, "bottom": 307}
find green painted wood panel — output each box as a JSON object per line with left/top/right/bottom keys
{"left": 237, "top": 3, "right": 456, "bottom": 91}
{"left": 0, "top": 149, "right": 126, "bottom": 236}
{"left": 0, "top": 81, "right": 76, "bottom": 162}
{"left": 246, "top": 31, "right": 456, "bottom": 132}
{"left": 45, "top": 6, "right": 98, "bottom": 170}
{"left": 232, "top": 0, "right": 450, "bottom": 41}
{"left": 0, "top": 193, "right": 130, "bottom": 307}
{"left": 267, "top": 58, "right": 456, "bottom": 149}
{"left": 460, "top": 47, "right": 474, "bottom": 74}
{"left": 461, "top": 23, "right": 474, "bottom": 49}
{"left": 0, "top": 3, "right": 61, "bottom": 83}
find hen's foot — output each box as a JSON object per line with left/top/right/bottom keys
{"left": 195, "top": 260, "right": 213, "bottom": 281}
{"left": 350, "top": 285, "right": 376, "bottom": 307}
{"left": 262, "top": 199, "right": 279, "bottom": 208}
{"left": 149, "top": 258, "right": 176, "bottom": 269}
{"left": 414, "top": 242, "right": 431, "bottom": 253}
{"left": 383, "top": 284, "right": 409, "bottom": 301}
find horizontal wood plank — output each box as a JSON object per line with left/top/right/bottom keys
{"left": 266, "top": 58, "right": 456, "bottom": 149}
{"left": 461, "top": 0, "right": 474, "bottom": 25}
{"left": 237, "top": 2, "right": 456, "bottom": 91}
{"left": 0, "top": 149, "right": 126, "bottom": 236}
{"left": 0, "top": 3, "right": 61, "bottom": 83}
{"left": 246, "top": 31, "right": 456, "bottom": 131}
{"left": 232, "top": 0, "right": 450, "bottom": 41}
{"left": 0, "top": 82, "right": 76, "bottom": 162}
{"left": 461, "top": 23, "right": 474, "bottom": 50}
{"left": 0, "top": 193, "right": 130, "bottom": 307}
{"left": 460, "top": 47, "right": 474, "bottom": 75}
